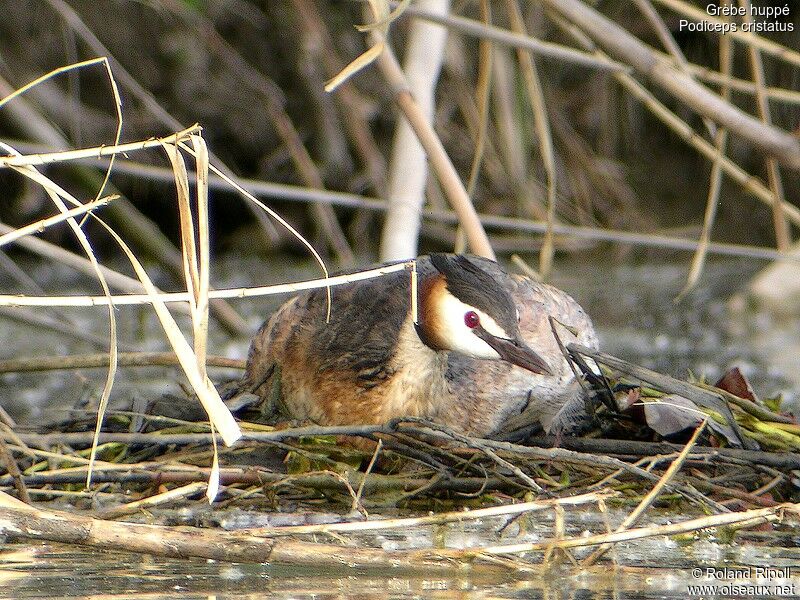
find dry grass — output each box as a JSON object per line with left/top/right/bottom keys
{"left": 0, "top": 60, "right": 405, "bottom": 493}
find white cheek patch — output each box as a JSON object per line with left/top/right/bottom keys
{"left": 474, "top": 308, "right": 506, "bottom": 338}
{"left": 436, "top": 292, "right": 508, "bottom": 359}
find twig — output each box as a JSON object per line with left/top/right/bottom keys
{"left": 394, "top": 422, "right": 687, "bottom": 494}
{"left": 0, "top": 352, "right": 245, "bottom": 374}
{"left": 0, "top": 501, "right": 507, "bottom": 570}
{"left": 520, "top": 436, "right": 800, "bottom": 470}
{"left": 94, "top": 481, "right": 207, "bottom": 519}
{"left": 475, "top": 504, "right": 794, "bottom": 555}
{"left": 0, "top": 468, "right": 505, "bottom": 497}
{"left": 686, "top": 475, "right": 780, "bottom": 508}
{"left": 0, "top": 220, "right": 192, "bottom": 316}
{"left": 243, "top": 491, "right": 613, "bottom": 537}
{"left": 0, "top": 435, "right": 29, "bottom": 503}
{"left": 392, "top": 418, "right": 543, "bottom": 492}
{"left": 353, "top": 439, "right": 382, "bottom": 514}
{"left": 582, "top": 420, "right": 709, "bottom": 565}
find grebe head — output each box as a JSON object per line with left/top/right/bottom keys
{"left": 417, "top": 254, "right": 552, "bottom": 376}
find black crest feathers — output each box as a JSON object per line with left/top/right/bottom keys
{"left": 429, "top": 254, "right": 518, "bottom": 335}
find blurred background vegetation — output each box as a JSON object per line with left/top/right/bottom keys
{"left": 0, "top": 0, "right": 797, "bottom": 270}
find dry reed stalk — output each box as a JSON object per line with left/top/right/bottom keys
{"left": 351, "top": 439, "right": 382, "bottom": 514}
{"left": 375, "top": 40, "right": 495, "bottom": 258}
{"left": 0, "top": 261, "right": 411, "bottom": 308}
{"left": 380, "top": 0, "right": 450, "bottom": 261}
{"left": 1, "top": 489, "right": 793, "bottom": 566}
{"left": 0, "top": 196, "right": 115, "bottom": 248}
{"left": 553, "top": 18, "right": 800, "bottom": 228}
{"left": 165, "top": 134, "right": 223, "bottom": 499}
{"left": 0, "top": 352, "right": 244, "bottom": 373}
{"left": 0, "top": 151, "right": 121, "bottom": 487}
{"left": 652, "top": 0, "right": 800, "bottom": 67}
{"left": 324, "top": 0, "right": 495, "bottom": 257}
{"left": 95, "top": 482, "right": 208, "bottom": 519}
{"left": 0, "top": 495, "right": 504, "bottom": 570}
{"left": 541, "top": 0, "right": 800, "bottom": 170}
{"left": 503, "top": 0, "right": 557, "bottom": 278}
{"left": 401, "top": 3, "right": 625, "bottom": 71}
{"left": 2, "top": 61, "right": 252, "bottom": 452}
{"left": 175, "top": 140, "right": 333, "bottom": 318}
{"left": 93, "top": 212, "right": 242, "bottom": 448}
{"left": 475, "top": 504, "right": 794, "bottom": 555}
{"left": 244, "top": 491, "right": 614, "bottom": 537}
{"left": 44, "top": 0, "right": 284, "bottom": 245}
{"left": 0, "top": 221, "right": 193, "bottom": 317}
{"left": 0, "top": 220, "right": 118, "bottom": 350}
{"left": 679, "top": 14, "right": 733, "bottom": 298}
{"left": 0, "top": 81, "right": 247, "bottom": 337}
{"left": 19, "top": 155, "right": 798, "bottom": 262}
{"left": 0, "top": 125, "right": 201, "bottom": 168}
{"left": 738, "top": 0, "right": 792, "bottom": 251}
{"left": 682, "top": 63, "right": 800, "bottom": 104}
{"left": 325, "top": 0, "right": 392, "bottom": 92}
{"left": 582, "top": 420, "right": 708, "bottom": 565}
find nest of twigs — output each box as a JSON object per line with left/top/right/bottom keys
{"left": 0, "top": 345, "right": 797, "bottom": 570}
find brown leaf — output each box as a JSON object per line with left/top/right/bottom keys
{"left": 714, "top": 367, "right": 758, "bottom": 402}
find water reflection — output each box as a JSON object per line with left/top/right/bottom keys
{"left": 2, "top": 542, "right": 798, "bottom": 598}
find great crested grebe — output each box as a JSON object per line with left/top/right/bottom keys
{"left": 233, "top": 254, "right": 598, "bottom": 437}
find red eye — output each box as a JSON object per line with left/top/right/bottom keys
{"left": 464, "top": 310, "right": 480, "bottom": 329}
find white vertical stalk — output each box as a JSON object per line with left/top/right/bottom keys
{"left": 380, "top": 0, "right": 451, "bottom": 261}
